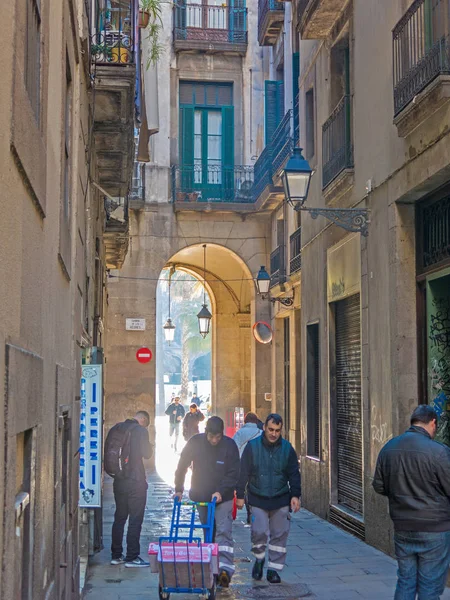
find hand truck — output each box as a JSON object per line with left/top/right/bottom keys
{"left": 152, "top": 498, "right": 218, "bottom": 600}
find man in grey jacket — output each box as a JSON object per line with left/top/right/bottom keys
{"left": 233, "top": 412, "right": 262, "bottom": 457}
{"left": 373, "top": 405, "right": 450, "bottom": 599}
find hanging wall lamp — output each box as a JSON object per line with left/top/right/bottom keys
{"left": 283, "top": 147, "right": 369, "bottom": 237}
{"left": 163, "top": 269, "right": 176, "bottom": 343}
{"left": 197, "top": 244, "right": 212, "bottom": 338}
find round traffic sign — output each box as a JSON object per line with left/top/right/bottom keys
{"left": 136, "top": 347, "right": 152, "bottom": 364}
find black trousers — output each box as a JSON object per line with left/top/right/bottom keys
{"left": 111, "top": 479, "right": 147, "bottom": 561}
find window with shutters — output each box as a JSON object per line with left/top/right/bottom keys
{"left": 305, "top": 88, "right": 315, "bottom": 159}
{"left": 25, "top": 0, "right": 41, "bottom": 121}
{"left": 179, "top": 82, "right": 234, "bottom": 200}
{"left": 265, "top": 80, "right": 284, "bottom": 145}
{"left": 307, "top": 323, "right": 320, "bottom": 458}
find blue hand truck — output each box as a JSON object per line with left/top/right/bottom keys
{"left": 157, "top": 498, "right": 217, "bottom": 600}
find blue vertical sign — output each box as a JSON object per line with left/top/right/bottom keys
{"left": 79, "top": 365, "right": 103, "bottom": 508}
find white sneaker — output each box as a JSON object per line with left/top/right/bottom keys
{"left": 111, "top": 555, "right": 125, "bottom": 565}
{"left": 125, "top": 556, "right": 150, "bottom": 568}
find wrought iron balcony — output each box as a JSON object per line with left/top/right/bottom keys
{"left": 393, "top": 0, "right": 450, "bottom": 116}
{"left": 172, "top": 165, "right": 255, "bottom": 205}
{"left": 252, "top": 110, "right": 293, "bottom": 204}
{"left": 290, "top": 227, "right": 302, "bottom": 274}
{"left": 91, "top": 2, "right": 136, "bottom": 65}
{"left": 174, "top": 3, "right": 248, "bottom": 53}
{"left": 258, "top": 0, "right": 284, "bottom": 46}
{"left": 271, "top": 109, "right": 293, "bottom": 175}
{"left": 294, "top": 92, "right": 300, "bottom": 147}
{"left": 322, "top": 95, "right": 353, "bottom": 189}
{"left": 297, "top": 0, "right": 349, "bottom": 40}
{"left": 270, "top": 245, "right": 286, "bottom": 288}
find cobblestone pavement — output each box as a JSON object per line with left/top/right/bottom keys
{"left": 84, "top": 421, "right": 450, "bottom": 600}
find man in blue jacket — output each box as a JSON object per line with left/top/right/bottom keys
{"left": 236, "top": 413, "right": 301, "bottom": 584}
{"left": 174, "top": 416, "right": 240, "bottom": 588}
{"left": 373, "top": 405, "right": 450, "bottom": 599}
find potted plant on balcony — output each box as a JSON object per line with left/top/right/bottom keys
{"left": 139, "top": 0, "right": 164, "bottom": 67}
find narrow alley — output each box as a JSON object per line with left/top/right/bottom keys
{"left": 83, "top": 418, "right": 450, "bottom": 600}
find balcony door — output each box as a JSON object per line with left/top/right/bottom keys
{"left": 185, "top": 0, "right": 227, "bottom": 30}
{"left": 180, "top": 82, "right": 234, "bottom": 201}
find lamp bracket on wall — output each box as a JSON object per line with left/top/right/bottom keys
{"left": 295, "top": 206, "right": 370, "bottom": 237}
{"left": 271, "top": 296, "right": 294, "bottom": 307}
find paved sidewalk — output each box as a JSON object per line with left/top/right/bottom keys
{"left": 82, "top": 471, "right": 450, "bottom": 600}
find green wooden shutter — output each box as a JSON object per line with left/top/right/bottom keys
{"left": 180, "top": 107, "right": 194, "bottom": 190}
{"left": 293, "top": 52, "right": 299, "bottom": 99}
{"left": 265, "top": 80, "right": 284, "bottom": 145}
{"left": 222, "top": 106, "right": 234, "bottom": 200}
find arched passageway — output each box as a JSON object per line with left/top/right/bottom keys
{"left": 104, "top": 208, "right": 272, "bottom": 462}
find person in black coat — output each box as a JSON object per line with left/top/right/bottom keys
{"left": 182, "top": 403, "right": 205, "bottom": 441}
{"left": 174, "top": 416, "right": 240, "bottom": 589}
{"left": 165, "top": 396, "right": 185, "bottom": 451}
{"left": 373, "top": 404, "right": 450, "bottom": 599}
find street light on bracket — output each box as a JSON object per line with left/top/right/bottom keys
{"left": 255, "top": 266, "right": 294, "bottom": 307}
{"left": 282, "top": 147, "right": 370, "bottom": 237}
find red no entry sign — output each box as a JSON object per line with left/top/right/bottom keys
{"left": 136, "top": 347, "right": 152, "bottom": 364}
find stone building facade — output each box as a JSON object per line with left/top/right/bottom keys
{"left": 291, "top": 0, "right": 450, "bottom": 552}
{"left": 103, "top": 0, "right": 450, "bottom": 561}
{"left": 0, "top": 0, "right": 137, "bottom": 597}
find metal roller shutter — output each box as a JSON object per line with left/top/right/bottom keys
{"left": 335, "top": 294, "right": 363, "bottom": 515}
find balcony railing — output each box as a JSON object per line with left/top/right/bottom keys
{"left": 393, "top": 0, "right": 450, "bottom": 115}
{"left": 91, "top": 2, "right": 136, "bottom": 64}
{"left": 294, "top": 93, "right": 300, "bottom": 147}
{"left": 174, "top": 3, "right": 248, "bottom": 48}
{"left": 258, "top": 0, "right": 284, "bottom": 45}
{"left": 252, "top": 110, "right": 294, "bottom": 199}
{"left": 322, "top": 95, "right": 353, "bottom": 189}
{"left": 271, "top": 110, "right": 294, "bottom": 175}
{"left": 270, "top": 245, "right": 285, "bottom": 288}
{"left": 172, "top": 165, "right": 255, "bottom": 203}
{"left": 290, "top": 227, "right": 302, "bottom": 274}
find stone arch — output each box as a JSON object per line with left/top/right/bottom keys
{"left": 104, "top": 206, "right": 272, "bottom": 451}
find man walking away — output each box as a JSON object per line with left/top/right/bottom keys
{"left": 106, "top": 410, "right": 153, "bottom": 567}
{"left": 233, "top": 412, "right": 262, "bottom": 524}
{"left": 165, "top": 396, "right": 185, "bottom": 451}
{"left": 174, "top": 416, "right": 240, "bottom": 589}
{"left": 183, "top": 403, "right": 205, "bottom": 441}
{"left": 233, "top": 412, "right": 262, "bottom": 455}
{"left": 236, "top": 413, "right": 301, "bottom": 584}
{"left": 191, "top": 392, "right": 201, "bottom": 407}
{"left": 373, "top": 405, "right": 450, "bottom": 599}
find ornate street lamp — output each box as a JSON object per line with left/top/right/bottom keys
{"left": 255, "top": 266, "right": 271, "bottom": 298}
{"left": 281, "top": 147, "right": 313, "bottom": 209}
{"left": 163, "top": 318, "right": 175, "bottom": 343}
{"left": 282, "top": 148, "right": 370, "bottom": 236}
{"left": 255, "top": 265, "right": 294, "bottom": 307}
{"left": 197, "top": 244, "right": 212, "bottom": 338}
{"left": 163, "top": 271, "right": 176, "bottom": 343}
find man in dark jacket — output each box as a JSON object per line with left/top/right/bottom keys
{"left": 174, "top": 416, "right": 240, "bottom": 589}
{"left": 236, "top": 413, "right": 301, "bottom": 584}
{"left": 110, "top": 411, "right": 153, "bottom": 568}
{"left": 165, "top": 396, "right": 185, "bottom": 451}
{"left": 182, "top": 403, "right": 205, "bottom": 441}
{"left": 373, "top": 405, "right": 450, "bottom": 599}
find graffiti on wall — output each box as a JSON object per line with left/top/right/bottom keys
{"left": 429, "top": 294, "right": 450, "bottom": 424}
{"left": 371, "top": 405, "right": 391, "bottom": 445}
{"left": 429, "top": 297, "right": 450, "bottom": 355}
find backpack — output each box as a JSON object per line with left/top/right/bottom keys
{"left": 104, "top": 421, "right": 138, "bottom": 479}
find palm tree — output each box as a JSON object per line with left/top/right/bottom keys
{"left": 160, "top": 270, "right": 211, "bottom": 402}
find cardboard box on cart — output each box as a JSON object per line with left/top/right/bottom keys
{"left": 148, "top": 542, "right": 219, "bottom": 588}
